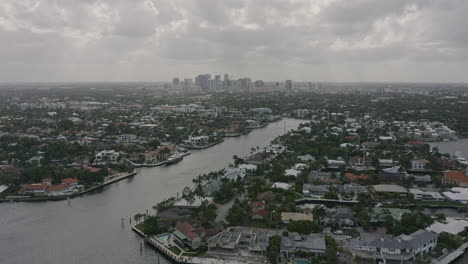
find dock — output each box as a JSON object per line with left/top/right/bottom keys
{"left": 432, "top": 242, "right": 468, "bottom": 264}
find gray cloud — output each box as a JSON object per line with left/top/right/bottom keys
{"left": 0, "top": 0, "right": 467, "bottom": 82}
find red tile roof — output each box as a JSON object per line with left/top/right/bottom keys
{"left": 47, "top": 183, "right": 70, "bottom": 192}
{"left": 443, "top": 171, "right": 468, "bottom": 183}
{"left": 250, "top": 201, "right": 269, "bottom": 219}
{"left": 345, "top": 173, "right": 369, "bottom": 180}
{"left": 62, "top": 178, "right": 79, "bottom": 184}
{"left": 175, "top": 221, "right": 200, "bottom": 240}
{"left": 256, "top": 191, "right": 276, "bottom": 201}
{"left": 18, "top": 184, "right": 48, "bottom": 193}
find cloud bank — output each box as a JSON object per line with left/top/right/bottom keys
{"left": 0, "top": 0, "right": 467, "bottom": 82}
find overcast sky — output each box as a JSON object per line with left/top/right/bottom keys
{"left": 0, "top": 0, "right": 467, "bottom": 82}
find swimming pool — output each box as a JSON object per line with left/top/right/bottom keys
{"left": 156, "top": 234, "right": 171, "bottom": 243}
{"left": 294, "top": 260, "right": 310, "bottom": 264}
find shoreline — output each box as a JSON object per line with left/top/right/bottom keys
{"left": 0, "top": 171, "right": 137, "bottom": 203}
{"left": 130, "top": 152, "right": 192, "bottom": 168}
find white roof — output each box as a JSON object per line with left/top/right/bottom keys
{"left": 294, "top": 163, "right": 307, "bottom": 170}
{"left": 443, "top": 187, "right": 468, "bottom": 201}
{"left": 427, "top": 218, "right": 468, "bottom": 235}
{"left": 285, "top": 169, "right": 301, "bottom": 177}
{"left": 0, "top": 184, "right": 9, "bottom": 194}
{"left": 272, "top": 182, "right": 291, "bottom": 190}
{"left": 409, "top": 189, "right": 444, "bottom": 199}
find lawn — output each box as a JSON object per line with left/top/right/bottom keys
{"left": 169, "top": 246, "right": 182, "bottom": 255}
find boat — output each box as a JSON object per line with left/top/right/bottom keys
{"left": 455, "top": 152, "right": 468, "bottom": 165}
{"left": 165, "top": 153, "right": 183, "bottom": 165}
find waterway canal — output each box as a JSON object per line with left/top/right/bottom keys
{"left": 431, "top": 138, "right": 468, "bottom": 264}
{"left": 0, "top": 118, "right": 306, "bottom": 264}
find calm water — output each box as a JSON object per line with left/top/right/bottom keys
{"left": 0, "top": 118, "right": 306, "bottom": 264}
{"left": 432, "top": 138, "right": 468, "bottom": 264}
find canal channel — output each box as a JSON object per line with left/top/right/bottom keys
{"left": 0, "top": 118, "right": 306, "bottom": 264}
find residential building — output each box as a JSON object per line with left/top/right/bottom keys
{"left": 172, "top": 221, "right": 218, "bottom": 250}
{"left": 322, "top": 207, "right": 354, "bottom": 227}
{"left": 187, "top": 136, "right": 209, "bottom": 148}
{"left": 443, "top": 187, "right": 468, "bottom": 203}
{"left": 207, "top": 227, "right": 270, "bottom": 257}
{"left": 302, "top": 184, "right": 329, "bottom": 197}
{"left": 250, "top": 201, "right": 269, "bottom": 220}
{"left": 280, "top": 233, "right": 326, "bottom": 259}
{"left": 345, "top": 173, "right": 369, "bottom": 181}
{"left": 117, "top": 134, "right": 137, "bottom": 143}
{"left": 352, "top": 230, "right": 438, "bottom": 260}
{"left": 61, "top": 178, "right": 79, "bottom": 186}
{"left": 95, "top": 150, "right": 120, "bottom": 164}
{"left": 409, "top": 189, "right": 444, "bottom": 201}
{"left": 442, "top": 171, "right": 468, "bottom": 187}
{"left": 18, "top": 184, "right": 48, "bottom": 195}
{"left": 47, "top": 183, "right": 72, "bottom": 196}
{"left": 411, "top": 159, "right": 429, "bottom": 171}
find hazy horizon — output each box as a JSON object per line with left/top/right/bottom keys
{"left": 1, "top": 0, "right": 468, "bottom": 83}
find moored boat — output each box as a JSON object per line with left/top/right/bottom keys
{"left": 165, "top": 153, "right": 183, "bottom": 165}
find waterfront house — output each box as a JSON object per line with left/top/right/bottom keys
{"left": 238, "top": 164, "right": 257, "bottom": 175}
{"left": 42, "top": 178, "right": 52, "bottom": 186}
{"left": 18, "top": 184, "right": 48, "bottom": 195}
{"left": 247, "top": 152, "right": 274, "bottom": 166}
{"left": 173, "top": 221, "right": 203, "bottom": 250}
{"left": 61, "top": 178, "right": 79, "bottom": 186}
{"left": 187, "top": 136, "right": 209, "bottom": 148}
{"left": 443, "top": 187, "right": 468, "bottom": 203}
{"left": 442, "top": 171, "right": 468, "bottom": 187}
{"left": 280, "top": 233, "right": 326, "bottom": 260}
{"left": 47, "top": 183, "right": 72, "bottom": 196}
{"left": 351, "top": 229, "right": 437, "bottom": 261}
{"left": 207, "top": 227, "right": 270, "bottom": 257}
{"left": 95, "top": 150, "right": 120, "bottom": 164}
{"left": 172, "top": 221, "right": 218, "bottom": 250}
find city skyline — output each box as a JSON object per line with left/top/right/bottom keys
{"left": 0, "top": 0, "right": 467, "bottom": 83}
